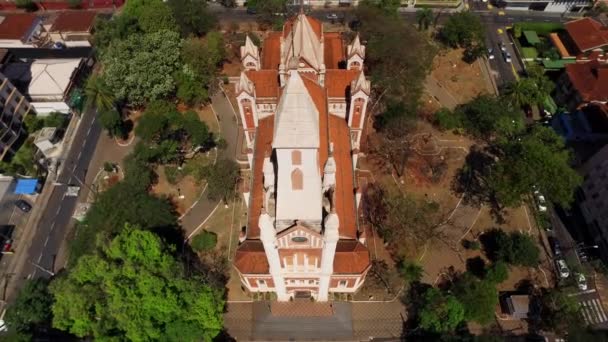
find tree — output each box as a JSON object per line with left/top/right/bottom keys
{"left": 84, "top": 75, "right": 115, "bottom": 112}
{"left": 168, "top": 0, "right": 217, "bottom": 37}
{"left": 102, "top": 30, "right": 181, "bottom": 105}
{"left": 537, "top": 288, "right": 583, "bottom": 334}
{"left": 360, "top": 0, "right": 401, "bottom": 15}
{"left": 356, "top": 4, "right": 435, "bottom": 105}
{"left": 453, "top": 274, "right": 498, "bottom": 325}
{"left": 137, "top": 1, "right": 178, "bottom": 33}
{"left": 204, "top": 158, "right": 239, "bottom": 203}
{"left": 5, "top": 279, "right": 53, "bottom": 334}
{"left": 98, "top": 109, "right": 123, "bottom": 137}
{"left": 398, "top": 259, "right": 424, "bottom": 283}
{"left": 93, "top": 15, "right": 141, "bottom": 54}
{"left": 51, "top": 227, "right": 224, "bottom": 341}
{"left": 505, "top": 74, "right": 554, "bottom": 108}
{"left": 416, "top": 8, "right": 433, "bottom": 31}
{"left": 134, "top": 100, "right": 174, "bottom": 142}
{"left": 434, "top": 108, "right": 464, "bottom": 131}
{"left": 191, "top": 230, "right": 218, "bottom": 252}
{"left": 482, "top": 229, "right": 540, "bottom": 267}
{"left": 418, "top": 288, "right": 465, "bottom": 333}
{"left": 175, "top": 66, "right": 208, "bottom": 105}
{"left": 441, "top": 12, "right": 485, "bottom": 48}
{"left": 123, "top": 0, "right": 161, "bottom": 18}
{"left": 488, "top": 126, "right": 582, "bottom": 208}
{"left": 247, "top": 0, "right": 287, "bottom": 25}
{"left": 181, "top": 33, "right": 225, "bottom": 87}
{"left": 485, "top": 261, "right": 509, "bottom": 284}
{"left": 43, "top": 112, "right": 68, "bottom": 128}
{"left": 456, "top": 95, "right": 524, "bottom": 140}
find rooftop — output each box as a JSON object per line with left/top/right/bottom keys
{"left": 2, "top": 58, "right": 82, "bottom": 99}
{"left": 0, "top": 13, "right": 39, "bottom": 41}
{"left": 565, "top": 60, "right": 608, "bottom": 102}
{"left": 565, "top": 17, "right": 608, "bottom": 52}
{"left": 50, "top": 11, "right": 97, "bottom": 33}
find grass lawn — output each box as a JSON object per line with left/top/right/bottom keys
{"left": 521, "top": 47, "right": 539, "bottom": 60}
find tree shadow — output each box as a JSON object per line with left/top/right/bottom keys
{"left": 479, "top": 228, "right": 506, "bottom": 263}
{"left": 402, "top": 281, "right": 432, "bottom": 332}
{"left": 466, "top": 256, "right": 487, "bottom": 278}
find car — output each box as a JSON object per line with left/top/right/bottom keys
{"left": 488, "top": 48, "right": 495, "bottom": 60}
{"left": 576, "top": 273, "right": 588, "bottom": 291}
{"left": 326, "top": 13, "right": 338, "bottom": 20}
{"left": 556, "top": 259, "right": 570, "bottom": 278}
{"left": 549, "top": 238, "right": 562, "bottom": 257}
{"left": 534, "top": 189, "right": 547, "bottom": 212}
{"left": 1, "top": 239, "right": 12, "bottom": 255}
{"left": 504, "top": 52, "right": 512, "bottom": 63}
{"left": 14, "top": 200, "right": 32, "bottom": 213}
{"left": 52, "top": 41, "right": 66, "bottom": 49}
{"left": 500, "top": 42, "right": 507, "bottom": 52}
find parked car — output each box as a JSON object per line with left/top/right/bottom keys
{"left": 556, "top": 259, "right": 570, "bottom": 278}
{"left": 488, "top": 48, "right": 495, "bottom": 60}
{"left": 1, "top": 239, "right": 12, "bottom": 255}
{"left": 326, "top": 13, "right": 338, "bottom": 20}
{"left": 504, "top": 52, "right": 512, "bottom": 63}
{"left": 549, "top": 237, "right": 562, "bottom": 257}
{"left": 534, "top": 189, "right": 547, "bottom": 212}
{"left": 576, "top": 273, "right": 588, "bottom": 291}
{"left": 500, "top": 42, "right": 507, "bottom": 52}
{"left": 14, "top": 200, "right": 32, "bottom": 213}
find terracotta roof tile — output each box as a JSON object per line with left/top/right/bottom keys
{"left": 283, "top": 15, "right": 322, "bottom": 40}
{"left": 333, "top": 240, "right": 370, "bottom": 274}
{"left": 325, "top": 69, "right": 359, "bottom": 98}
{"left": 324, "top": 33, "right": 345, "bottom": 69}
{"left": 300, "top": 74, "right": 328, "bottom": 174}
{"left": 565, "top": 17, "right": 608, "bottom": 52}
{"left": 566, "top": 60, "right": 608, "bottom": 102}
{"left": 245, "top": 70, "right": 279, "bottom": 98}
{"left": 262, "top": 32, "right": 281, "bottom": 70}
{"left": 246, "top": 117, "right": 274, "bottom": 239}
{"left": 0, "top": 13, "right": 38, "bottom": 40}
{"left": 234, "top": 240, "right": 269, "bottom": 274}
{"left": 50, "top": 11, "right": 97, "bottom": 32}
{"left": 329, "top": 114, "right": 357, "bottom": 239}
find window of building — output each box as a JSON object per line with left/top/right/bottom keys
{"left": 291, "top": 150, "right": 301, "bottom": 165}
{"left": 338, "top": 280, "right": 347, "bottom": 287}
{"left": 291, "top": 168, "right": 303, "bottom": 190}
{"left": 257, "top": 279, "right": 266, "bottom": 287}
{"left": 308, "top": 279, "right": 315, "bottom": 285}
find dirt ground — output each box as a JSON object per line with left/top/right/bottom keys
{"left": 151, "top": 166, "right": 202, "bottom": 215}
{"left": 430, "top": 48, "right": 492, "bottom": 104}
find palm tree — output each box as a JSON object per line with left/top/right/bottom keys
{"left": 85, "top": 75, "right": 115, "bottom": 112}
{"left": 505, "top": 79, "right": 539, "bottom": 108}
{"left": 416, "top": 8, "right": 434, "bottom": 31}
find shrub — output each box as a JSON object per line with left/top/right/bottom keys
{"left": 486, "top": 261, "right": 509, "bottom": 284}
{"left": 434, "top": 108, "right": 463, "bottom": 131}
{"left": 103, "top": 162, "right": 115, "bottom": 172}
{"left": 191, "top": 230, "right": 217, "bottom": 252}
{"left": 164, "top": 166, "right": 182, "bottom": 185}
{"left": 398, "top": 260, "right": 424, "bottom": 283}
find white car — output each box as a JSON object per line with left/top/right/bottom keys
{"left": 576, "top": 273, "right": 588, "bottom": 291}
{"left": 556, "top": 259, "right": 570, "bottom": 279}
{"left": 504, "top": 52, "right": 512, "bottom": 63}
{"left": 534, "top": 190, "right": 547, "bottom": 212}
{"left": 326, "top": 13, "right": 338, "bottom": 20}
{"left": 488, "top": 48, "right": 495, "bottom": 60}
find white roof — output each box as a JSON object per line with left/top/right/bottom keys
{"left": 273, "top": 70, "right": 319, "bottom": 148}
{"left": 241, "top": 35, "right": 259, "bottom": 60}
{"left": 2, "top": 59, "right": 81, "bottom": 99}
{"left": 282, "top": 14, "right": 324, "bottom": 70}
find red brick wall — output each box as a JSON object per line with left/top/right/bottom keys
{"left": 330, "top": 278, "right": 357, "bottom": 288}
{"left": 245, "top": 276, "right": 274, "bottom": 288}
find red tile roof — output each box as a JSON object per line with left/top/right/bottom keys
{"left": 283, "top": 15, "right": 322, "bottom": 40}
{"left": 333, "top": 240, "right": 370, "bottom": 274}
{"left": 300, "top": 74, "right": 329, "bottom": 174}
{"left": 328, "top": 114, "right": 357, "bottom": 239}
{"left": 566, "top": 60, "right": 608, "bottom": 103}
{"left": 565, "top": 17, "right": 608, "bottom": 53}
{"left": 234, "top": 240, "right": 269, "bottom": 274}
{"left": 0, "top": 13, "right": 38, "bottom": 41}
{"left": 50, "top": 11, "right": 97, "bottom": 33}
{"left": 246, "top": 70, "right": 279, "bottom": 98}
{"left": 246, "top": 117, "right": 274, "bottom": 239}
{"left": 262, "top": 32, "right": 281, "bottom": 70}
{"left": 324, "top": 33, "right": 345, "bottom": 69}
{"left": 325, "top": 69, "right": 359, "bottom": 98}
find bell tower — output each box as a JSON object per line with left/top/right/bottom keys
{"left": 235, "top": 72, "right": 258, "bottom": 146}
{"left": 347, "top": 34, "right": 365, "bottom": 70}
{"left": 348, "top": 71, "right": 370, "bottom": 149}
{"left": 241, "top": 35, "right": 260, "bottom": 71}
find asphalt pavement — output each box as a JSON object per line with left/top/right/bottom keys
{"left": 22, "top": 109, "right": 101, "bottom": 280}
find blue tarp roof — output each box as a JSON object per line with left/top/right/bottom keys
{"left": 14, "top": 179, "right": 38, "bottom": 195}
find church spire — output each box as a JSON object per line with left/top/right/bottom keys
{"left": 236, "top": 72, "right": 254, "bottom": 95}
{"left": 351, "top": 70, "right": 370, "bottom": 95}
{"left": 348, "top": 33, "right": 365, "bottom": 59}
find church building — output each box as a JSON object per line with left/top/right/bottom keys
{"left": 233, "top": 13, "right": 371, "bottom": 302}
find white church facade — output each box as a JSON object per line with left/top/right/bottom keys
{"left": 233, "top": 13, "right": 371, "bottom": 302}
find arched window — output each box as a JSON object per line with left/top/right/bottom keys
{"left": 291, "top": 168, "right": 303, "bottom": 190}
{"left": 241, "top": 99, "right": 252, "bottom": 115}
{"left": 350, "top": 61, "right": 360, "bottom": 70}
{"left": 246, "top": 62, "right": 255, "bottom": 67}
{"left": 291, "top": 150, "right": 301, "bottom": 165}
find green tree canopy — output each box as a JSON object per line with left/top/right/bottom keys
{"left": 416, "top": 8, "right": 434, "bottom": 30}
{"left": 84, "top": 75, "right": 115, "bottom": 112}
{"left": 441, "top": 12, "right": 485, "bottom": 48}
{"left": 538, "top": 288, "right": 583, "bottom": 334}
{"left": 92, "top": 15, "right": 141, "bottom": 54}
{"left": 168, "top": 0, "right": 217, "bottom": 37}
{"left": 456, "top": 95, "right": 524, "bottom": 140}
{"left": 488, "top": 126, "right": 582, "bottom": 208}
{"left": 505, "top": 69, "right": 554, "bottom": 108}
{"left": 101, "top": 30, "right": 181, "bottom": 105}
{"left": 418, "top": 288, "right": 465, "bottom": 333}
{"left": 137, "top": 1, "right": 178, "bottom": 33}
{"left": 181, "top": 33, "right": 225, "bottom": 87}
{"left": 98, "top": 109, "right": 123, "bottom": 137}
{"left": 204, "top": 158, "right": 239, "bottom": 202}
{"left": 5, "top": 279, "right": 53, "bottom": 334}
{"left": 191, "top": 230, "right": 218, "bottom": 252}
{"left": 51, "top": 227, "right": 224, "bottom": 341}
{"left": 453, "top": 274, "right": 498, "bottom": 325}
{"left": 135, "top": 100, "right": 174, "bottom": 142}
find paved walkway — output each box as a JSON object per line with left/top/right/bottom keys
{"left": 180, "top": 91, "right": 241, "bottom": 238}
{"left": 224, "top": 301, "right": 405, "bottom": 341}
{"left": 424, "top": 76, "right": 459, "bottom": 110}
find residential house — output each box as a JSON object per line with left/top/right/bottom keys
{"left": 233, "top": 14, "right": 371, "bottom": 301}
{"left": 503, "top": 0, "right": 591, "bottom": 13}
{"left": 0, "top": 50, "right": 32, "bottom": 161}
{"left": 1, "top": 57, "right": 84, "bottom": 115}
{"left": 556, "top": 60, "right": 608, "bottom": 111}
{"left": 0, "top": 13, "right": 44, "bottom": 48}
{"left": 565, "top": 17, "right": 608, "bottom": 55}
{"left": 48, "top": 11, "right": 97, "bottom": 47}
{"left": 553, "top": 103, "right": 608, "bottom": 143}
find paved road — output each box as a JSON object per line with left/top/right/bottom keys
{"left": 25, "top": 109, "right": 101, "bottom": 280}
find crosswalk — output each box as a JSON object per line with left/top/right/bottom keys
{"left": 580, "top": 298, "right": 608, "bottom": 325}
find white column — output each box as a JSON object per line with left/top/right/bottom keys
{"left": 318, "top": 212, "right": 339, "bottom": 301}
{"left": 259, "top": 212, "right": 289, "bottom": 301}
